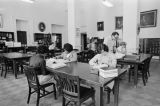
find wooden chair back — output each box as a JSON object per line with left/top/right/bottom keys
{"left": 23, "top": 65, "right": 40, "bottom": 88}
{"left": 53, "top": 71, "right": 80, "bottom": 98}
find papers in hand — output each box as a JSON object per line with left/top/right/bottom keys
{"left": 46, "top": 58, "right": 66, "bottom": 69}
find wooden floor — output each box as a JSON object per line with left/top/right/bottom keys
{"left": 0, "top": 59, "right": 160, "bottom": 106}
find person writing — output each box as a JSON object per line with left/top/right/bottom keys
{"left": 89, "top": 44, "right": 117, "bottom": 67}
{"left": 57, "top": 43, "right": 77, "bottom": 62}
{"left": 89, "top": 44, "right": 117, "bottom": 94}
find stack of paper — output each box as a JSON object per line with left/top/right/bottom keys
{"left": 99, "top": 67, "right": 118, "bottom": 78}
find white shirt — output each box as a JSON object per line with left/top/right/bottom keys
{"left": 89, "top": 52, "right": 117, "bottom": 67}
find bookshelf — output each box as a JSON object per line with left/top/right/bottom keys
{"left": 0, "top": 31, "right": 14, "bottom": 49}
{"left": 34, "top": 33, "right": 51, "bottom": 46}
{"left": 139, "top": 38, "right": 160, "bottom": 56}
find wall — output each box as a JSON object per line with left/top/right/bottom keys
{"left": 139, "top": 0, "right": 160, "bottom": 38}
{"left": 0, "top": 0, "right": 67, "bottom": 46}
{"left": 75, "top": 0, "right": 123, "bottom": 39}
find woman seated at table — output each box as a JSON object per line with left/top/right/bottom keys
{"left": 89, "top": 44, "right": 117, "bottom": 67}
{"left": 56, "top": 43, "right": 77, "bottom": 62}
{"left": 89, "top": 44, "right": 117, "bottom": 90}
{"left": 116, "top": 42, "right": 126, "bottom": 54}
{"left": 29, "top": 46, "right": 53, "bottom": 85}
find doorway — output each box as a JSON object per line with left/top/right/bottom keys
{"left": 17, "top": 31, "right": 27, "bottom": 45}
{"left": 81, "top": 33, "right": 87, "bottom": 51}
{"left": 52, "top": 33, "right": 62, "bottom": 49}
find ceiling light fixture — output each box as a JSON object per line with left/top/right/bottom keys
{"left": 102, "top": 0, "right": 113, "bottom": 7}
{"left": 21, "top": 0, "right": 35, "bottom": 3}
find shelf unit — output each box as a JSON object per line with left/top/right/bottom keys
{"left": 139, "top": 38, "right": 160, "bottom": 56}
{"left": 34, "top": 33, "right": 51, "bottom": 46}
{"left": 0, "top": 31, "right": 14, "bottom": 49}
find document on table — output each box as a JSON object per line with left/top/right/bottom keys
{"left": 46, "top": 58, "right": 67, "bottom": 69}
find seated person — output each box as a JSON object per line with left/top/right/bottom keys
{"left": 57, "top": 43, "right": 77, "bottom": 62}
{"left": 89, "top": 44, "right": 117, "bottom": 89}
{"left": 89, "top": 44, "right": 117, "bottom": 67}
{"left": 29, "top": 46, "right": 53, "bottom": 85}
{"left": 116, "top": 42, "right": 126, "bottom": 54}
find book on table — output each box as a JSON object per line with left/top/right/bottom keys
{"left": 99, "top": 67, "right": 118, "bottom": 78}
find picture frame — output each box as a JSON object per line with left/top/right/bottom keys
{"left": 97, "top": 21, "right": 104, "bottom": 31}
{"left": 0, "top": 14, "right": 3, "bottom": 28}
{"left": 115, "top": 16, "right": 123, "bottom": 29}
{"left": 140, "top": 9, "right": 157, "bottom": 28}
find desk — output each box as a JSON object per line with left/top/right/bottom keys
{"left": 47, "top": 62, "right": 127, "bottom": 106}
{"left": 117, "top": 53, "right": 152, "bottom": 87}
{"left": 2, "top": 52, "right": 32, "bottom": 78}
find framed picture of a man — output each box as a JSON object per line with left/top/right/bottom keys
{"left": 0, "top": 14, "right": 3, "bottom": 28}
{"left": 140, "top": 9, "right": 157, "bottom": 28}
{"left": 97, "top": 21, "right": 104, "bottom": 31}
{"left": 115, "top": 17, "right": 123, "bottom": 29}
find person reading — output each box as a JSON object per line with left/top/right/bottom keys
{"left": 56, "top": 43, "right": 77, "bottom": 62}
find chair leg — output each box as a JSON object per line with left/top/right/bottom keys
{"left": 53, "top": 84, "right": 57, "bottom": 100}
{"left": 147, "top": 69, "right": 150, "bottom": 77}
{"left": 142, "top": 70, "right": 146, "bottom": 86}
{"left": 0, "top": 65, "right": 4, "bottom": 76}
{"left": 4, "top": 66, "right": 8, "bottom": 78}
{"left": 36, "top": 90, "right": 40, "bottom": 106}
{"left": 27, "top": 87, "right": 31, "bottom": 104}
{"left": 91, "top": 94, "right": 95, "bottom": 106}
{"left": 62, "top": 96, "right": 65, "bottom": 106}
{"left": 128, "top": 70, "right": 131, "bottom": 82}
{"left": 107, "top": 90, "right": 110, "bottom": 104}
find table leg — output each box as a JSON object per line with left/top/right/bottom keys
{"left": 12, "top": 60, "right": 17, "bottom": 79}
{"left": 114, "top": 77, "right": 119, "bottom": 106}
{"left": 95, "top": 86, "right": 104, "bottom": 106}
{"left": 134, "top": 64, "right": 138, "bottom": 87}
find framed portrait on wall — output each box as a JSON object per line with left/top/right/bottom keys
{"left": 140, "top": 9, "right": 157, "bottom": 28}
{"left": 115, "top": 16, "right": 123, "bottom": 29}
{"left": 0, "top": 14, "right": 3, "bottom": 28}
{"left": 97, "top": 21, "right": 104, "bottom": 31}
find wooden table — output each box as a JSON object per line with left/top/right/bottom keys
{"left": 2, "top": 52, "right": 32, "bottom": 78}
{"left": 47, "top": 62, "right": 127, "bottom": 106}
{"left": 117, "top": 53, "right": 152, "bottom": 87}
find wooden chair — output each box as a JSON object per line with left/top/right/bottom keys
{"left": 129, "top": 57, "right": 152, "bottom": 86}
{"left": 23, "top": 65, "right": 57, "bottom": 106}
{"left": 1, "top": 58, "right": 14, "bottom": 78}
{"left": 0, "top": 56, "right": 5, "bottom": 77}
{"left": 53, "top": 71, "right": 95, "bottom": 106}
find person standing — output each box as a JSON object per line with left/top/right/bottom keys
{"left": 104, "top": 32, "right": 122, "bottom": 53}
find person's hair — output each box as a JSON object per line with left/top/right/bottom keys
{"left": 112, "top": 32, "right": 119, "bottom": 36}
{"left": 120, "top": 42, "right": 126, "bottom": 46}
{"left": 63, "top": 43, "right": 73, "bottom": 53}
{"left": 97, "top": 43, "right": 109, "bottom": 53}
{"left": 37, "top": 45, "right": 49, "bottom": 54}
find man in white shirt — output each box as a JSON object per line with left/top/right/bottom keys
{"left": 104, "top": 32, "right": 122, "bottom": 53}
